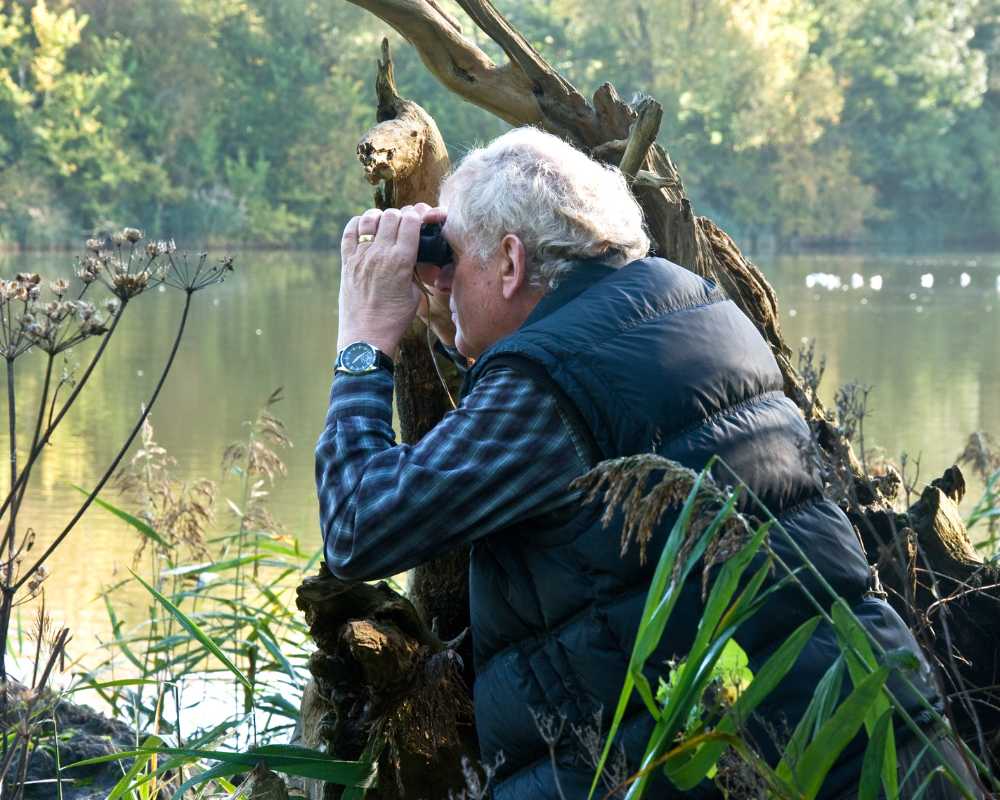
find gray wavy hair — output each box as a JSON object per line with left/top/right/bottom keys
{"left": 440, "top": 127, "right": 650, "bottom": 290}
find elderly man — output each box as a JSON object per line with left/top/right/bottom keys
{"left": 316, "top": 128, "right": 961, "bottom": 798}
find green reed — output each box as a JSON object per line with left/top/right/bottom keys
{"left": 59, "top": 397, "right": 374, "bottom": 798}
{"left": 580, "top": 454, "right": 989, "bottom": 800}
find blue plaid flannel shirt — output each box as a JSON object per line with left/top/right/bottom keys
{"left": 315, "top": 366, "right": 587, "bottom": 580}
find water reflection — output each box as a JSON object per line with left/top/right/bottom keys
{"left": 0, "top": 249, "right": 997, "bottom": 665}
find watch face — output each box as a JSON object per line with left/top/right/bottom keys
{"left": 341, "top": 342, "right": 377, "bottom": 372}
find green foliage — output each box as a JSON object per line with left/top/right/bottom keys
{"left": 65, "top": 743, "right": 377, "bottom": 797}
{"left": 586, "top": 455, "right": 983, "bottom": 799}
{"left": 59, "top": 397, "right": 337, "bottom": 797}
{"left": 0, "top": 0, "right": 997, "bottom": 248}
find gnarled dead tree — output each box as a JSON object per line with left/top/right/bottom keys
{"left": 295, "top": 40, "right": 472, "bottom": 800}
{"left": 298, "top": 2, "right": 1000, "bottom": 794}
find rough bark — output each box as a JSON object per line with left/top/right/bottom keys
{"left": 300, "top": 0, "right": 1000, "bottom": 791}
{"left": 296, "top": 572, "right": 474, "bottom": 799}
{"left": 854, "top": 466, "right": 1000, "bottom": 764}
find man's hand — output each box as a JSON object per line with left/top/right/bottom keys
{"left": 338, "top": 206, "right": 425, "bottom": 358}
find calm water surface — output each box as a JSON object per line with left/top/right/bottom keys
{"left": 0, "top": 248, "right": 998, "bottom": 668}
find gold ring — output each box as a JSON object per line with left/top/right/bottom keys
{"left": 358, "top": 233, "right": 375, "bottom": 243}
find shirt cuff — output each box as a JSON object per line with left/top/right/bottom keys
{"left": 325, "top": 369, "right": 394, "bottom": 427}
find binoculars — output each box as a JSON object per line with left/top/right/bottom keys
{"left": 416, "top": 223, "right": 453, "bottom": 267}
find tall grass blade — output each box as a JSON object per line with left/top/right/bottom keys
{"left": 73, "top": 486, "right": 172, "bottom": 550}
{"left": 777, "top": 665, "right": 890, "bottom": 799}
{"left": 160, "top": 554, "right": 267, "bottom": 577}
{"left": 130, "top": 569, "right": 253, "bottom": 691}
{"left": 587, "top": 466, "right": 714, "bottom": 799}
{"left": 858, "top": 709, "right": 894, "bottom": 800}
{"left": 105, "top": 735, "right": 162, "bottom": 800}
{"left": 103, "top": 593, "right": 146, "bottom": 673}
{"left": 254, "top": 624, "right": 301, "bottom": 688}
{"left": 831, "top": 600, "right": 898, "bottom": 798}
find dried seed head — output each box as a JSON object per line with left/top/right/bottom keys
{"left": 74, "top": 301, "right": 96, "bottom": 321}
{"left": 571, "top": 454, "right": 706, "bottom": 563}
{"left": 75, "top": 255, "right": 103, "bottom": 284}
{"left": 112, "top": 231, "right": 127, "bottom": 246}
{"left": 111, "top": 270, "right": 151, "bottom": 298}
{"left": 104, "top": 298, "right": 121, "bottom": 315}
{"left": 123, "top": 227, "right": 143, "bottom": 243}
{"left": 49, "top": 278, "right": 69, "bottom": 296}
{"left": 146, "top": 239, "right": 176, "bottom": 257}
{"left": 24, "top": 321, "right": 45, "bottom": 337}
{"left": 80, "top": 315, "right": 108, "bottom": 335}
{"left": 86, "top": 238, "right": 103, "bottom": 253}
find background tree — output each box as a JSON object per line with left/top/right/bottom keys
{"left": 1, "top": 0, "right": 996, "bottom": 249}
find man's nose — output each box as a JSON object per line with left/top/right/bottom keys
{"left": 434, "top": 262, "right": 454, "bottom": 292}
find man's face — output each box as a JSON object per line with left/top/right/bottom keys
{"left": 435, "top": 226, "right": 505, "bottom": 359}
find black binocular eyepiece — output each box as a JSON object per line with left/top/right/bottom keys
{"left": 416, "top": 223, "right": 453, "bottom": 267}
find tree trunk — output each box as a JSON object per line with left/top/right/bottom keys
{"left": 295, "top": 40, "right": 473, "bottom": 799}
{"left": 299, "top": 1, "right": 1000, "bottom": 792}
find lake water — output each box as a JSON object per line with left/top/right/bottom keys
{"left": 1, "top": 248, "right": 998, "bottom": 667}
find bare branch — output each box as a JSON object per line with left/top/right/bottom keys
{"left": 347, "top": 0, "right": 540, "bottom": 126}
{"left": 619, "top": 96, "right": 663, "bottom": 178}
{"left": 451, "top": 0, "right": 601, "bottom": 144}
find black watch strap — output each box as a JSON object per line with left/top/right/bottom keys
{"left": 372, "top": 350, "right": 394, "bottom": 375}
{"left": 335, "top": 342, "right": 395, "bottom": 376}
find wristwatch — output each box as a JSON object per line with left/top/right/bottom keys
{"left": 335, "top": 341, "right": 395, "bottom": 376}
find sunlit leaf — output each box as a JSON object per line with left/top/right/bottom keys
{"left": 668, "top": 615, "right": 821, "bottom": 789}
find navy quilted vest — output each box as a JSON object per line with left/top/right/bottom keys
{"left": 460, "top": 257, "right": 937, "bottom": 799}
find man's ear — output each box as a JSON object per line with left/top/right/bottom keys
{"left": 498, "top": 234, "right": 528, "bottom": 300}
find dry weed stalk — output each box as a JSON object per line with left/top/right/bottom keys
{"left": 114, "top": 417, "right": 217, "bottom": 564}
{"left": 222, "top": 387, "right": 291, "bottom": 545}
{"left": 0, "top": 599, "right": 70, "bottom": 799}
{"left": 0, "top": 228, "right": 233, "bottom": 696}
{"left": 957, "top": 432, "right": 999, "bottom": 482}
